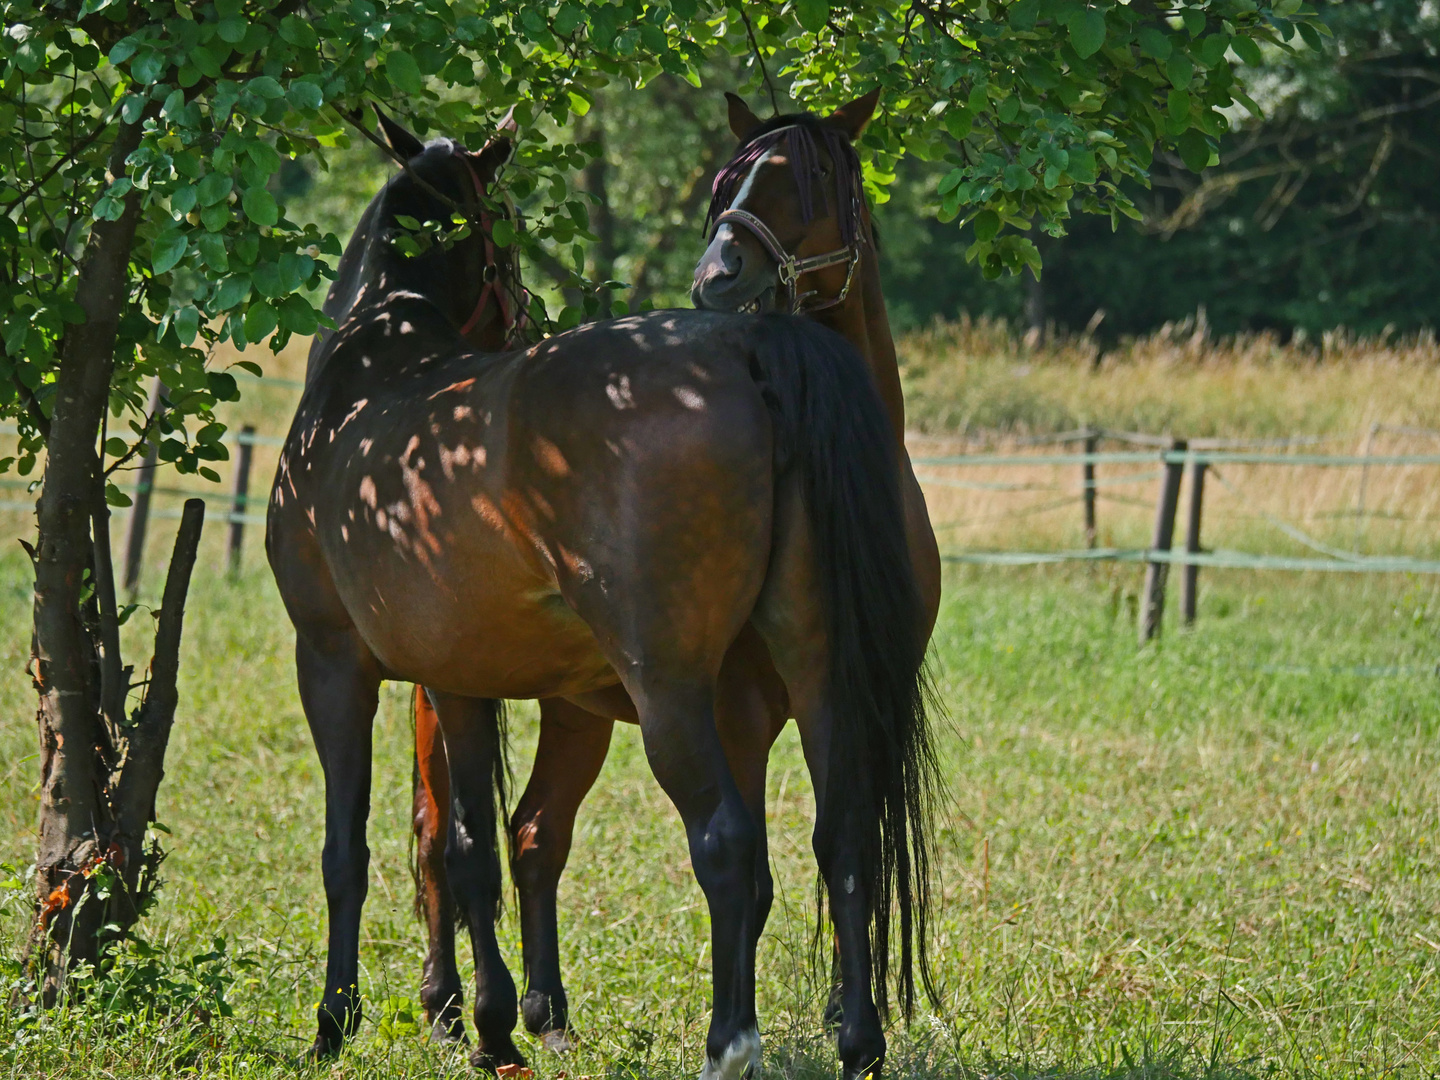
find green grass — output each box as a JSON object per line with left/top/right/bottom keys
{"left": 1, "top": 537, "right": 1438, "bottom": 1079}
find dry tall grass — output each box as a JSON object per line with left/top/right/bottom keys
{"left": 898, "top": 317, "right": 1440, "bottom": 559}
{"left": 899, "top": 314, "right": 1440, "bottom": 441}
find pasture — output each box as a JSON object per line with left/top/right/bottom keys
{"left": 1, "top": 326, "right": 1438, "bottom": 1079}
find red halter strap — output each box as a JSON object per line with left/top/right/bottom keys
{"left": 457, "top": 154, "right": 527, "bottom": 346}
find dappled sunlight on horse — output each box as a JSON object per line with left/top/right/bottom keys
{"left": 267, "top": 103, "right": 935, "bottom": 1080}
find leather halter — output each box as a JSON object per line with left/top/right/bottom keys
{"left": 709, "top": 128, "right": 863, "bottom": 314}
{"left": 457, "top": 153, "right": 528, "bottom": 347}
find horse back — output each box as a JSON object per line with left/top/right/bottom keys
{"left": 269, "top": 307, "right": 777, "bottom": 697}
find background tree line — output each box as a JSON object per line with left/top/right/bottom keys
{"left": 282, "top": 0, "right": 1433, "bottom": 339}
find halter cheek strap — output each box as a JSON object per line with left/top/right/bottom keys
{"left": 711, "top": 208, "right": 861, "bottom": 314}
{"left": 458, "top": 155, "right": 528, "bottom": 347}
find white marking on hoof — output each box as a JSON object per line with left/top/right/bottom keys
{"left": 700, "top": 1027, "right": 761, "bottom": 1080}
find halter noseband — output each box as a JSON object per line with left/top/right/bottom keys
{"left": 457, "top": 153, "right": 528, "bottom": 348}
{"left": 708, "top": 124, "right": 864, "bottom": 314}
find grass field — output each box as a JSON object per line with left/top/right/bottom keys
{"left": 0, "top": 324, "right": 1437, "bottom": 1078}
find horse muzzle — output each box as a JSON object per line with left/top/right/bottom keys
{"left": 691, "top": 224, "right": 779, "bottom": 315}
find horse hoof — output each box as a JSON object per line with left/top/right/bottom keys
{"left": 298, "top": 1035, "right": 342, "bottom": 1064}
{"left": 469, "top": 1042, "right": 528, "bottom": 1074}
{"left": 430, "top": 1018, "right": 469, "bottom": 1046}
{"left": 539, "top": 1029, "right": 576, "bottom": 1053}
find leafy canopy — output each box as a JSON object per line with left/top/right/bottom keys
{"left": 0, "top": 0, "right": 1316, "bottom": 487}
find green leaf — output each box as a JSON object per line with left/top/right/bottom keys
{"left": 1176, "top": 128, "right": 1211, "bottom": 173}
{"left": 1181, "top": 8, "right": 1207, "bottom": 36}
{"left": 1198, "top": 33, "right": 1231, "bottom": 67}
{"left": 490, "top": 217, "right": 515, "bottom": 248}
{"left": 198, "top": 233, "right": 229, "bottom": 271}
{"left": 152, "top": 231, "right": 188, "bottom": 275}
{"left": 131, "top": 50, "right": 167, "bottom": 84}
{"left": 246, "top": 141, "right": 282, "bottom": 175}
{"left": 1137, "top": 27, "right": 1171, "bottom": 60}
{"left": 386, "top": 51, "right": 424, "bottom": 95}
{"left": 972, "top": 209, "right": 1001, "bottom": 242}
{"left": 287, "top": 81, "right": 323, "bottom": 111}
{"left": 1008, "top": 0, "right": 1039, "bottom": 31}
{"left": 217, "top": 15, "right": 248, "bottom": 43}
{"left": 214, "top": 274, "right": 250, "bottom": 310}
{"left": 248, "top": 76, "right": 284, "bottom": 99}
{"left": 796, "top": 0, "right": 830, "bottom": 33}
{"left": 938, "top": 168, "right": 966, "bottom": 196}
{"left": 1166, "top": 52, "right": 1194, "bottom": 90}
{"left": 198, "top": 173, "right": 233, "bottom": 206}
{"left": 1167, "top": 89, "right": 1191, "bottom": 125}
{"left": 279, "top": 14, "right": 318, "bottom": 48}
{"left": 174, "top": 306, "right": 200, "bottom": 346}
{"left": 277, "top": 295, "right": 319, "bottom": 336}
{"left": 1069, "top": 8, "right": 1106, "bottom": 60}
{"left": 1231, "top": 35, "right": 1263, "bottom": 66}
{"left": 242, "top": 188, "right": 279, "bottom": 227}
{"left": 171, "top": 184, "right": 198, "bottom": 215}
{"left": 244, "top": 302, "right": 277, "bottom": 341}
{"left": 553, "top": 4, "right": 585, "bottom": 35}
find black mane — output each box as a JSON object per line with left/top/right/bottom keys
{"left": 704, "top": 112, "right": 867, "bottom": 248}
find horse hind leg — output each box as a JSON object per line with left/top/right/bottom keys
{"left": 428, "top": 689, "right": 526, "bottom": 1071}
{"left": 412, "top": 686, "right": 465, "bottom": 1042}
{"left": 633, "top": 678, "right": 766, "bottom": 1080}
{"left": 511, "top": 697, "right": 614, "bottom": 1047}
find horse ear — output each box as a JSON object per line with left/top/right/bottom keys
{"left": 373, "top": 105, "right": 425, "bottom": 161}
{"left": 473, "top": 137, "right": 513, "bottom": 181}
{"left": 726, "top": 92, "right": 763, "bottom": 142}
{"left": 825, "top": 87, "right": 881, "bottom": 140}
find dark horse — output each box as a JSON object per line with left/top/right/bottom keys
{"left": 406, "top": 89, "right": 945, "bottom": 1062}
{"left": 267, "top": 102, "right": 936, "bottom": 1080}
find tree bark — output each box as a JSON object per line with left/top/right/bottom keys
{"left": 25, "top": 116, "right": 148, "bottom": 1002}
{"left": 112, "top": 501, "right": 205, "bottom": 900}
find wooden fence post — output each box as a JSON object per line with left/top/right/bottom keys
{"left": 227, "top": 425, "right": 256, "bottom": 575}
{"left": 1139, "top": 438, "right": 1187, "bottom": 643}
{"left": 1181, "top": 459, "right": 1207, "bottom": 626}
{"left": 121, "top": 378, "right": 166, "bottom": 595}
{"left": 1082, "top": 429, "right": 1098, "bottom": 548}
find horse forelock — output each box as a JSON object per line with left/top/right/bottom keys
{"left": 704, "top": 114, "right": 866, "bottom": 248}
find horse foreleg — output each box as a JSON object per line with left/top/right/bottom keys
{"left": 412, "top": 686, "right": 465, "bottom": 1042}
{"left": 296, "top": 630, "right": 381, "bottom": 1059}
{"left": 511, "top": 697, "right": 613, "bottom": 1046}
{"left": 429, "top": 690, "right": 526, "bottom": 1072}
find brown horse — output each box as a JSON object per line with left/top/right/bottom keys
{"left": 407, "top": 89, "right": 944, "bottom": 1061}
{"left": 268, "top": 103, "right": 936, "bottom": 1080}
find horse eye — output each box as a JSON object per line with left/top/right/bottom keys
{"left": 482, "top": 264, "right": 498, "bottom": 283}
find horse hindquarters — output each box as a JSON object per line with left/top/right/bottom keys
{"left": 746, "top": 317, "right": 938, "bottom": 1080}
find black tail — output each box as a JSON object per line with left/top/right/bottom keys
{"left": 751, "top": 315, "right": 939, "bottom": 1019}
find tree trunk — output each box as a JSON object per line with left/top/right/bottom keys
{"left": 23, "top": 117, "right": 204, "bottom": 1004}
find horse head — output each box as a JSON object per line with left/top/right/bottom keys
{"left": 308, "top": 108, "right": 523, "bottom": 382}
{"left": 692, "top": 89, "right": 879, "bottom": 316}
